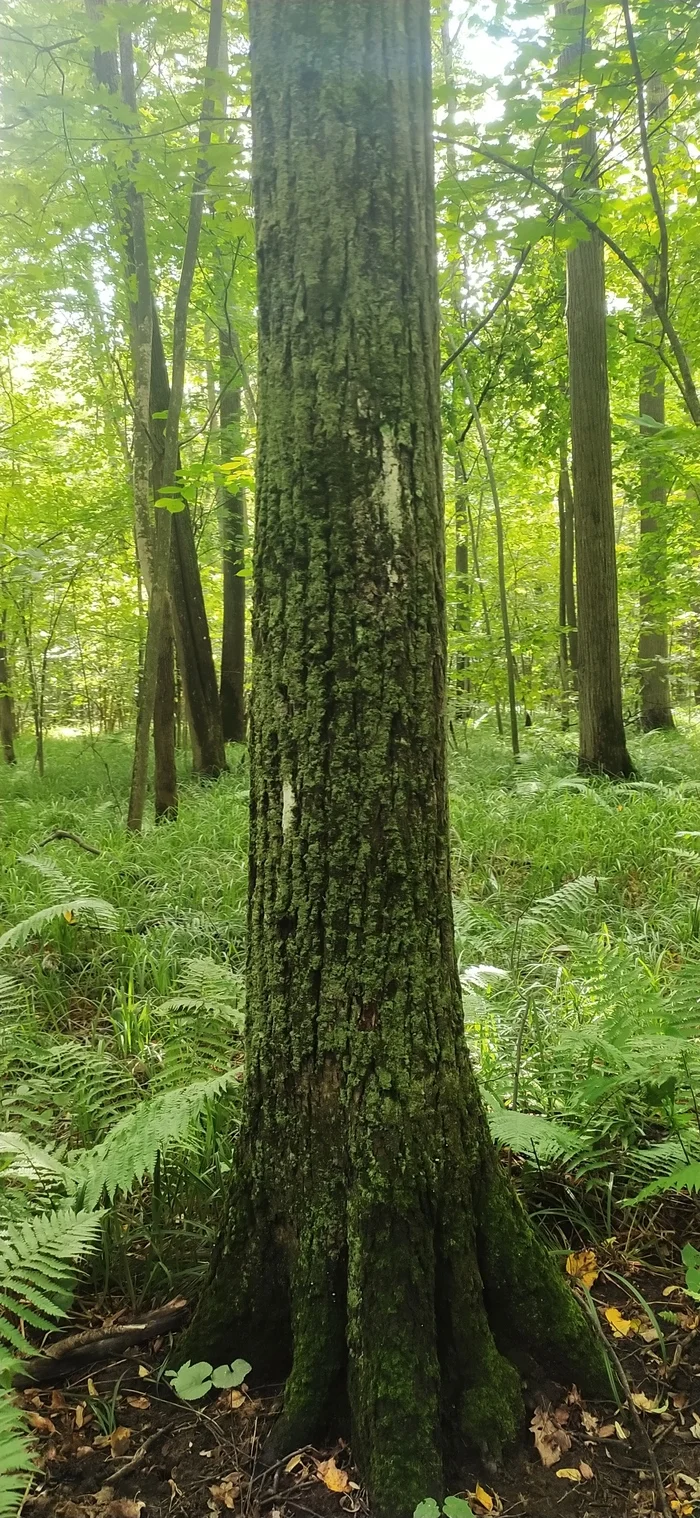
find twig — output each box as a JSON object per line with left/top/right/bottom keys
{"left": 15, "top": 1298, "right": 188, "bottom": 1385}
{"left": 441, "top": 244, "right": 531, "bottom": 374}
{"left": 39, "top": 830, "right": 100, "bottom": 856}
{"left": 112, "top": 1425, "right": 169, "bottom": 1482}
{"left": 581, "top": 1290, "right": 672, "bottom": 1518}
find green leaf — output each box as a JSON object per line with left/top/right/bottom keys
{"left": 443, "top": 1500, "right": 475, "bottom": 1518}
{"left": 413, "top": 1502, "right": 441, "bottom": 1518}
{"left": 682, "top": 1243, "right": 700, "bottom": 1300}
{"left": 211, "top": 1357, "right": 251, "bottom": 1389}
{"left": 167, "top": 1360, "right": 213, "bottom": 1401}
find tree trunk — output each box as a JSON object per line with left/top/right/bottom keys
{"left": 557, "top": 446, "right": 577, "bottom": 727}
{"left": 638, "top": 74, "right": 674, "bottom": 732}
{"left": 153, "top": 603, "right": 178, "bottom": 821}
{"left": 0, "top": 612, "right": 16, "bottom": 765}
{"left": 150, "top": 312, "right": 228, "bottom": 777}
{"left": 560, "top": 7, "right": 633, "bottom": 777}
{"left": 218, "top": 329, "right": 247, "bottom": 744}
{"left": 182, "top": 6, "right": 605, "bottom": 1513}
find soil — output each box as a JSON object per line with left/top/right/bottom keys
{"left": 19, "top": 1246, "right": 700, "bottom": 1518}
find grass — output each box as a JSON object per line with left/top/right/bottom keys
{"left": 1, "top": 720, "right": 700, "bottom": 1313}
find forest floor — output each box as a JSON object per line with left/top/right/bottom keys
{"left": 3, "top": 723, "right": 700, "bottom": 1518}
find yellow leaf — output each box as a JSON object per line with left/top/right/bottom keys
{"left": 285, "top": 1455, "right": 303, "bottom": 1473}
{"left": 631, "top": 1392, "right": 668, "bottom": 1415}
{"left": 614, "top": 1421, "right": 629, "bottom": 1440}
{"left": 317, "top": 1458, "right": 350, "bottom": 1494}
{"left": 137, "top": 1365, "right": 150, "bottom": 1379}
{"left": 605, "top": 1307, "right": 640, "bottom": 1338}
{"left": 474, "top": 1484, "right": 493, "bottom": 1512}
{"left": 565, "top": 1250, "right": 599, "bottom": 1288}
{"left": 109, "top": 1426, "right": 132, "bottom": 1458}
{"left": 87, "top": 1379, "right": 98, "bottom": 1398}
{"left": 63, "top": 909, "right": 76, "bottom": 923}
{"left": 75, "top": 1403, "right": 85, "bottom": 1429}
{"left": 556, "top": 1468, "right": 582, "bottom": 1482}
{"left": 126, "top": 1395, "right": 150, "bottom": 1411}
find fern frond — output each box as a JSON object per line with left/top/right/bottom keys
{"left": 632, "top": 1160, "right": 700, "bottom": 1203}
{"left": 0, "top": 1133, "right": 70, "bottom": 1187}
{"left": 0, "top": 1356, "right": 33, "bottom": 1518}
{"left": 484, "top": 1095, "right": 581, "bottom": 1163}
{"left": 522, "top": 875, "right": 599, "bottom": 936}
{"left": 74, "top": 1072, "right": 238, "bottom": 1209}
{"left": 0, "top": 898, "right": 118, "bottom": 951}
{"left": 0, "top": 1209, "right": 103, "bottom": 1357}
{"left": 0, "top": 980, "right": 18, "bottom": 1018}
{"left": 18, "top": 854, "right": 77, "bottom": 903}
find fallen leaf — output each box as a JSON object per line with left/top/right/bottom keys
{"left": 605, "top": 1307, "right": 640, "bottom": 1338}
{"left": 556, "top": 1468, "right": 582, "bottom": 1482}
{"left": 317, "top": 1457, "right": 350, "bottom": 1493}
{"left": 474, "top": 1483, "right": 494, "bottom": 1512}
{"left": 598, "top": 1423, "right": 616, "bottom": 1438}
{"left": 529, "top": 1407, "right": 572, "bottom": 1468}
{"left": 670, "top": 1503, "right": 693, "bottom": 1516}
{"left": 579, "top": 1462, "right": 594, "bottom": 1480}
{"left": 673, "top": 1392, "right": 689, "bottom": 1410}
{"left": 58, "top": 1504, "right": 90, "bottom": 1518}
{"left": 663, "top": 1285, "right": 680, "bottom": 1297}
{"left": 50, "top": 1390, "right": 68, "bottom": 1411}
{"left": 566, "top": 1385, "right": 583, "bottom": 1407}
{"left": 126, "top": 1395, "right": 150, "bottom": 1410}
{"left": 102, "top": 1503, "right": 145, "bottom": 1518}
{"left": 582, "top": 1410, "right": 599, "bottom": 1434}
{"left": 285, "top": 1454, "right": 304, "bottom": 1473}
{"left": 137, "top": 1365, "right": 150, "bottom": 1379}
{"left": 109, "top": 1425, "right": 132, "bottom": 1458}
{"left": 614, "top": 1421, "right": 629, "bottom": 1440}
{"left": 640, "top": 1326, "right": 659, "bottom": 1343}
{"left": 227, "top": 1388, "right": 245, "bottom": 1409}
{"left": 27, "top": 1413, "right": 56, "bottom": 1434}
{"left": 631, "top": 1392, "right": 669, "bottom": 1415}
{"left": 566, "top": 1250, "right": 599, "bottom": 1288}
{"left": 209, "top": 1481, "right": 238, "bottom": 1510}
{"left": 553, "top": 1405, "right": 570, "bottom": 1426}
{"left": 74, "top": 1403, "right": 85, "bottom": 1429}
{"left": 87, "top": 1378, "right": 98, "bottom": 1397}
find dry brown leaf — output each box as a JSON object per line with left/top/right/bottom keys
{"left": 555, "top": 1468, "right": 582, "bottom": 1482}
{"left": 126, "top": 1395, "right": 150, "bottom": 1411}
{"left": 108, "top": 1425, "right": 133, "bottom": 1458}
{"left": 553, "top": 1405, "right": 570, "bottom": 1426}
{"left": 317, "top": 1457, "right": 350, "bottom": 1493}
{"left": 27, "top": 1413, "right": 56, "bottom": 1435}
{"left": 74, "top": 1403, "right": 86, "bottom": 1429}
{"left": 581, "top": 1410, "right": 599, "bottom": 1434}
{"left": 102, "top": 1502, "right": 146, "bottom": 1518}
{"left": 672, "top": 1392, "right": 689, "bottom": 1410}
{"left": 209, "top": 1481, "right": 238, "bottom": 1510}
{"left": 529, "top": 1407, "right": 572, "bottom": 1468}
{"left": 566, "top": 1385, "right": 583, "bottom": 1406}
{"left": 566, "top": 1250, "right": 599, "bottom": 1288}
{"left": 605, "top": 1307, "right": 640, "bottom": 1338}
{"left": 640, "top": 1326, "right": 659, "bottom": 1343}
{"left": 50, "top": 1390, "right": 68, "bottom": 1411}
{"left": 579, "top": 1462, "right": 594, "bottom": 1480}
{"left": 598, "top": 1423, "right": 616, "bottom": 1438}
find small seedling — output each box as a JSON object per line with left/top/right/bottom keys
{"left": 682, "top": 1242, "right": 700, "bottom": 1300}
{"left": 414, "top": 1498, "right": 475, "bottom": 1518}
{"left": 166, "top": 1357, "right": 252, "bottom": 1402}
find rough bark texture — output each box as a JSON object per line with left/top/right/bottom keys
{"left": 0, "top": 613, "right": 16, "bottom": 765}
{"left": 150, "top": 313, "right": 228, "bottom": 778}
{"left": 184, "top": 5, "right": 606, "bottom": 1514}
{"left": 560, "top": 7, "right": 633, "bottom": 777}
{"left": 218, "top": 329, "right": 247, "bottom": 744}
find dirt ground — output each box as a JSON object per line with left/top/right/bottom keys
{"left": 19, "top": 1245, "right": 700, "bottom": 1518}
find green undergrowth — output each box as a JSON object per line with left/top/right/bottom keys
{"left": 1, "top": 720, "right": 700, "bottom": 1330}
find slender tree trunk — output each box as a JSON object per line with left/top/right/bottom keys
{"left": 460, "top": 367, "right": 519, "bottom": 756}
{"left": 150, "top": 313, "right": 227, "bottom": 777}
{"left": 557, "top": 445, "right": 577, "bottom": 728}
{"left": 559, "top": 5, "right": 633, "bottom": 776}
{"left": 558, "top": 467, "right": 570, "bottom": 728}
{"left": 218, "top": 329, "right": 247, "bottom": 743}
{"left": 638, "top": 74, "right": 674, "bottom": 732}
{"left": 153, "top": 605, "right": 178, "bottom": 820}
{"left": 0, "top": 611, "right": 16, "bottom": 765}
{"left": 182, "top": 7, "right": 605, "bottom": 1514}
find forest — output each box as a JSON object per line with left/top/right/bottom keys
{"left": 1, "top": 0, "right": 700, "bottom": 1516}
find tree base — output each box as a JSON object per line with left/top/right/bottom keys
{"left": 180, "top": 1155, "right": 607, "bottom": 1518}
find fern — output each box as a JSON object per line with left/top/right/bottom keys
{"left": 0, "top": 1357, "right": 33, "bottom": 1518}
{"left": 74, "top": 1071, "right": 238, "bottom": 1209}
{"left": 0, "top": 898, "right": 118, "bottom": 952}
{"left": 484, "top": 1096, "right": 581, "bottom": 1163}
{"left": 0, "top": 1208, "right": 104, "bottom": 1356}
{"left": 632, "top": 1160, "right": 700, "bottom": 1204}
{"left": 521, "top": 875, "right": 600, "bottom": 936}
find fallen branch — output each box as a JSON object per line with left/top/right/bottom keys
{"left": 15, "top": 1297, "right": 188, "bottom": 1386}
{"left": 112, "top": 1425, "right": 170, "bottom": 1482}
{"left": 39, "top": 830, "right": 100, "bottom": 856}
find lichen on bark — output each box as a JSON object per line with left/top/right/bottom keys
{"left": 182, "top": 5, "right": 607, "bottom": 1515}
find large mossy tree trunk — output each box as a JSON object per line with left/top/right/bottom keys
{"left": 560, "top": 7, "right": 633, "bottom": 777}
{"left": 184, "top": 4, "right": 606, "bottom": 1513}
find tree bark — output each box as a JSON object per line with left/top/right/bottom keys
{"left": 150, "top": 313, "right": 228, "bottom": 776}
{"left": 557, "top": 446, "right": 577, "bottom": 727}
{"left": 182, "top": 6, "right": 605, "bottom": 1514}
{"left": 0, "top": 611, "right": 16, "bottom": 765}
{"left": 560, "top": 5, "right": 633, "bottom": 777}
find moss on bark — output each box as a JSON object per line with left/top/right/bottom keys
{"left": 181, "top": 5, "right": 607, "bottom": 1515}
